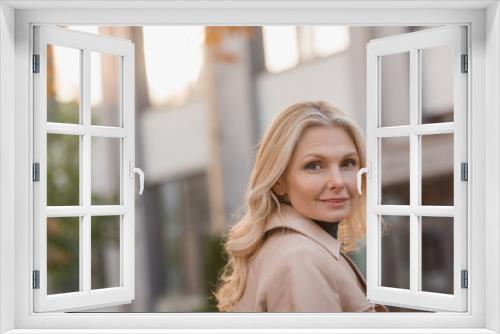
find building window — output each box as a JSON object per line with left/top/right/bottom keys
{"left": 262, "top": 26, "right": 350, "bottom": 73}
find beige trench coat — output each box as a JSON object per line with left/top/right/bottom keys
{"left": 233, "top": 204, "right": 388, "bottom": 312}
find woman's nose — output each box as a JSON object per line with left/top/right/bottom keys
{"left": 326, "top": 167, "right": 345, "bottom": 189}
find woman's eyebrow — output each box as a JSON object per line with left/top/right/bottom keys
{"left": 302, "top": 151, "right": 359, "bottom": 160}
{"left": 301, "top": 153, "right": 323, "bottom": 160}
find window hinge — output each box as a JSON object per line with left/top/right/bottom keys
{"left": 32, "top": 55, "right": 40, "bottom": 73}
{"left": 461, "top": 54, "right": 468, "bottom": 73}
{"left": 32, "top": 270, "right": 40, "bottom": 289}
{"left": 33, "top": 163, "right": 40, "bottom": 182}
{"left": 461, "top": 162, "right": 468, "bottom": 181}
{"left": 461, "top": 269, "right": 468, "bottom": 289}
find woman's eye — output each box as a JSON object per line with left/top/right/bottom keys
{"left": 343, "top": 159, "right": 357, "bottom": 167}
{"left": 305, "top": 162, "right": 322, "bottom": 170}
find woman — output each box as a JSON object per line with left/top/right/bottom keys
{"left": 214, "top": 101, "right": 387, "bottom": 312}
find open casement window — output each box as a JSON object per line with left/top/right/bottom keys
{"left": 365, "top": 25, "right": 468, "bottom": 312}
{"left": 32, "top": 26, "right": 142, "bottom": 312}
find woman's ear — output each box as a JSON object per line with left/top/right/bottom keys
{"left": 273, "top": 180, "right": 286, "bottom": 196}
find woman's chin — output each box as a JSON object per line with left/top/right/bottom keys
{"left": 318, "top": 205, "right": 350, "bottom": 221}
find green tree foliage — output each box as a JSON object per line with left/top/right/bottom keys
{"left": 46, "top": 98, "right": 114, "bottom": 293}
{"left": 200, "top": 234, "right": 227, "bottom": 312}
{"left": 46, "top": 99, "right": 81, "bottom": 293}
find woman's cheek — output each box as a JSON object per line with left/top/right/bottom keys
{"left": 301, "top": 174, "right": 326, "bottom": 193}
{"left": 343, "top": 170, "right": 358, "bottom": 188}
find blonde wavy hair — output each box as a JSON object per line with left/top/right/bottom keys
{"left": 214, "top": 101, "right": 367, "bottom": 312}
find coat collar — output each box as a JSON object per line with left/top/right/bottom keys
{"left": 264, "top": 203, "right": 341, "bottom": 260}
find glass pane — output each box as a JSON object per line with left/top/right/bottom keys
{"left": 422, "top": 134, "right": 454, "bottom": 206}
{"left": 262, "top": 26, "right": 299, "bottom": 73}
{"left": 312, "top": 26, "right": 350, "bottom": 56}
{"left": 421, "top": 46, "right": 454, "bottom": 124}
{"left": 381, "top": 137, "right": 410, "bottom": 205}
{"left": 160, "top": 174, "right": 211, "bottom": 299}
{"left": 91, "top": 137, "right": 121, "bottom": 205}
{"left": 380, "top": 52, "right": 410, "bottom": 127}
{"left": 381, "top": 215, "right": 410, "bottom": 289}
{"left": 91, "top": 216, "right": 121, "bottom": 289}
{"left": 47, "top": 134, "right": 80, "bottom": 206}
{"left": 422, "top": 217, "right": 454, "bottom": 294}
{"left": 47, "top": 45, "right": 80, "bottom": 124}
{"left": 91, "top": 52, "right": 122, "bottom": 127}
{"left": 47, "top": 217, "right": 80, "bottom": 294}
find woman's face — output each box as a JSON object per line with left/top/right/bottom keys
{"left": 274, "top": 125, "right": 360, "bottom": 222}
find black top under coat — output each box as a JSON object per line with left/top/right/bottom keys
{"left": 313, "top": 219, "right": 339, "bottom": 240}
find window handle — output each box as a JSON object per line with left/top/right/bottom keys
{"left": 129, "top": 162, "right": 145, "bottom": 195}
{"left": 356, "top": 163, "right": 371, "bottom": 195}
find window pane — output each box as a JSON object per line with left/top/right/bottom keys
{"left": 142, "top": 26, "right": 205, "bottom": 107}
{"left": 381, "top": 137, "right": 410, "bottom": 205}
{"left": 380, "top": 52, "right": 410, "bottom": 127}
{"left": 421, "top": 134, "right": 454, "bottom": 206}
{"left": 91, "top": 137, "right": 121, "bottom": 205}
{"left": 47, "top": 45, "right": 80, "bottom": 124}
{"left": 312, "top": 26, "right": 350, "bottom": 57}
{"left": 262, "top": 26, "right": 299, "bottom": 73}
{"left": 47, "top": 217, "right": 80, "bottom": 294}
{"left": 421, "top": 46, "right": 454, "bottom": 124}
{"left": 91, "top": 52, "right": 122, "bottom": 127}
{"left": 91, "top": 216, "right": 121, "bottom": 289}
{"left": 381, "top": 215, "right": 410, "bottom": 289}
{"left": 160, "top": 175, "right": 210, "bottom": 300}
{"left": 422, "top": 216, "right": 454, "bottom": 294}
{"left": 47, "top": 134, "right": 80, "bottom": 206}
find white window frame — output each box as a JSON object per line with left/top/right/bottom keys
{"left": 0, "top": 1, "right": 499, "bottom": 333}
{"left": 32, "top": 26, "right": 136, "bottom": 312}
{"left": 365, "top": 25, "right": 468, "bottom": 312}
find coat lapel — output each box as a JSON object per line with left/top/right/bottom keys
{"left": 264, "top": 204, "right": 390, "bottom": 312}
{"left": 340, "top": 252, "right": 367, "bottom": 293}
{"left": 265, "top": 204, "right": 341, "bottom": 260}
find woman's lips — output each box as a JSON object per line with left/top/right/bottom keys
{"left": 320, "top": 197, "right": 348, "bottom": 202}
{"left": 320, "top": 199, "right": 347, "bottom": 207}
